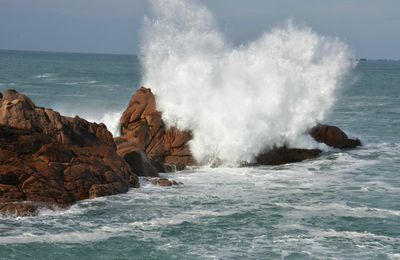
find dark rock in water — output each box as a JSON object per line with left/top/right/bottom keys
{"left": 150, "top": 159, "right": 176, "bottom": 173}
{"left": 256, "top": 147, "right": 322, "bottom": 165}
{"left": 117, "top": 145, "right": 159, "bottom": 177}
{"left": 118, "top": 87, "right": 196, "bottom": 170}
{"left": 310, "top": 124, "right": 361, "bottom": 149}
{"left": 148, "top": 177, "right": 182, "bottom": 187}
{"left": 0, "top": 90, "right": 139, "bottom": 217}
{"left": 0, "top": 92, "right": 2, "bottom": 100}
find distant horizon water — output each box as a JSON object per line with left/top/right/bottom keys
{"left": 1, "top": 48, "right": 399, "bottom": 61}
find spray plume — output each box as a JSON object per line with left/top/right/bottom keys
{"left": 141, "top": 0, "right": 354, "bottom": 165}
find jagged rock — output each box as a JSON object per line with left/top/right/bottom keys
{"left": 0, "top": 89, "right": 115, "bottom": 148}
{"left": 256, "top": 146, "right": 322, "bottom": 165}
{"left": 118, "top": 87, "right": 196, "bottom": 170}
{"left": 310, "top": 124, "right": 362, "bottom": 149}
{"left": 0, "top": 90, "right": 139, "bottom": 217}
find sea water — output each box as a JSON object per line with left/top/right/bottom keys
{"left": 0, "top": 50, "right": 399, "bottom": 259}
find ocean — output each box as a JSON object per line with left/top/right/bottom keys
{"left": 0, "top": 50, "right": 399, "bottom": 259}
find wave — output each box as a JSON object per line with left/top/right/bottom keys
{"left": 275, "top": 202, "right": 400, "bottom": 218}
{"left": 141, "top": 0, "right": 354, "bottom": 165}
{"left": 33, "top": 73, "right": 56, "bottom": 79}
{"left": 63, "top": 80, "right": 99, "bottom": 85}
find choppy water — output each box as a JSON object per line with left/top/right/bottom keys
{"left": 0, "top": 50, "right": 399, "bottom": 259}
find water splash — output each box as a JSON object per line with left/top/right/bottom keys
{"left": 141, "top": 0, "right": 354, "bottom": 164}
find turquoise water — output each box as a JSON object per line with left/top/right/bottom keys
{"left": 0, "top": 50, "right": 399, "bottom": 259}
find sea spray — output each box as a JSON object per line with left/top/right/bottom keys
{"left": 141, "top": 0, "right": 354, "bottom": 165}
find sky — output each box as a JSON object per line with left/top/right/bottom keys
{"left": 0, "top": 0, "right": 399, "bottom": 59}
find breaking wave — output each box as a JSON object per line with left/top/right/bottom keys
{"left": 141, "top": 0, "right": 354, "bottom": 164}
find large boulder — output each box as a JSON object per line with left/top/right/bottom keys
{"left": 118, "top": 87, "right": 196, "bottom": 171}
{"left": 0, "top": 90, "right": 139, "bottom": 217}
{"left": 310, "top": 124, "right": 361, "bottom": 149}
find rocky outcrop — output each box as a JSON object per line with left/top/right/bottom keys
{"left": 310, "top": 124, "right": 362, "bottom": 149}
{"left": 0, "top": 90, "right": 139, "bottom": 217}
{"left": 118, "top": 87, "right": 196, "bottom": 171}
{"left": 117, "top": 88, "right": 363, "bottom": 169}
{"left": 256, "top": 147, "right": 322, "bottom": 165}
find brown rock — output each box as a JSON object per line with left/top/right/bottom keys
{"left": 149, "top": 178, "right": 182, "bottom": 187}
{"left": 0, "top": 89, "right": 115, "bottom": 148}
{"left": 310, "top": 124, "right": 361, "bottom": 149}
{"left": 89, "top": 182, "right": 128, "bottom": 199}
{"left": 118, "top": 87, "right": 196, "bottom": 170}
{"left": 0, "top": 90, "right": 139, "bottom": 217}
{"left": 0, "top": 202, "right": 39, "bottom": 217}
{"left": 256, "top": 146, "right": 322, "bottom": 165}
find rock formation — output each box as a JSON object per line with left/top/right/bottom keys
{"left": 118, "top": 87, "right": 362, "bottom": 169}
{"left": 117, "top": 87, "right": 196, "bottom": 171}
{"left": 310, "top": 124, "right": 362, "bottom": 149}
{"left": 0, "top": 90, "right": 139, "bottom": 217}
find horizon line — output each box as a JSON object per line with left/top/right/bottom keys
{"left": 0, "top": 48, "right": 399, "bottom": 61}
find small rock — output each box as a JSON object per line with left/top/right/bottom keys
{"left": 310, "top": 124, "right": 361, "bottom": 149}
{"left": 149, "top": 178, "right": 182, "bottom": 187}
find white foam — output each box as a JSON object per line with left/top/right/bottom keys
{"left": 97, "top": 112, "right": 122, "bottom": 136}
{"left": 275, "top": 202, "right": 400, "bottom": 218}
{"left": 64, "top": 111, "right": 122, "bottom": 137}
{"left": 141, "top": 0, "right": 354, "bottom": 165}
{"left": 64, "top": 80, "right": 99, "bottom": 85}
{"left": 33, "top": 73, "right": 56, "bottom": 79}
{"left": 312, "top": 229, "right": 400, "bottom": 244}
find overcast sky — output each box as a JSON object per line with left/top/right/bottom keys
{"left": 0, "top": 0, "right": 399, "bottom": 59}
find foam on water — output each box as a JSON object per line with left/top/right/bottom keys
{"left": 33, "top": 73, "right": 56, "bottom": 79}
{"left": 141, "top": 0, "right": 354, "bottom": 165}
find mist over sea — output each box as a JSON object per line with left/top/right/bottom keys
{"left": 0, "top": 48, "right": 399, "bottom": 259}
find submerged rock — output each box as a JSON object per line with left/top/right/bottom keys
{"left": 256, "top": 146, "right": 322, "bottom": 165}
{"left": 0, "top": 90, "right": 139, "bottom": 217}
{"left": 310, "top": 124, "right": 362, "bottom": 149}
{"left": 118, "top": 87, "right": 196, "bottom": 171}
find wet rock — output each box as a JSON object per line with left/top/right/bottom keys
{"left": 0, "top": 90, "right": 139, "bottom": 217}
{"left": 118, "top": 146, "right": 159, "bottom": 177}
{"left": 0, "top": 202, "right": 39, "bottom": 217}
{"left": 310, "top": 124, "right": 361, "bottom": 149}
{"left": 149, "top": 177, "right": 182, "bottom": 187}
{"left": 89, "top": 182, "right": 130, "bottom": 199}
{"left": 256, "top": 146, "right": 322, "bottom": 165}
{"left": 118, "top": 87, "right": 196, "bottom": 170}
{"left": 150, "top": 159, "right": 176, "bottom": 173}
